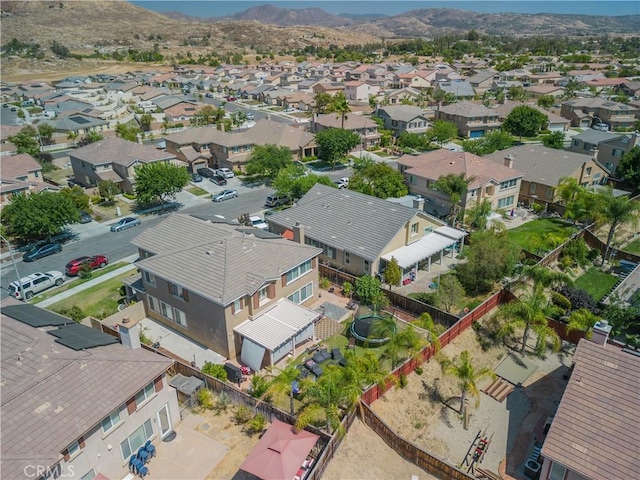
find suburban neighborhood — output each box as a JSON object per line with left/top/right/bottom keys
{"left": 1, "top": 2, "right": 640, "bottom": 480}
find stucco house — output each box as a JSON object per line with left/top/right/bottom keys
{"left": 374, "top": 105, "right": 430, "bottom": 137}
{"left": 0, "top": 153, "right": 50, "bottom": 206}
{"left": 569, "top": 130, "right": 640, "bottom": 174}
{"left": 435, "top": 101, "right": 502, "bottom": 138}
{"left": 311, "top": 113, "right": 381, "bottom": 149}
{"left": 343, "top": 81, "right": 380, "bottom": 103}
{"left": 493, "top": 101, "right": 569, "bottom": 132}
{"left": 560, "top": 97, "right": 639, "bottom": 129}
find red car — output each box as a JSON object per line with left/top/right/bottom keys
{"left": 65, "top": 255, "right": 109, "bottom": 276}
{"left": 226, "top": 96, "right": 237, "bottom": 102}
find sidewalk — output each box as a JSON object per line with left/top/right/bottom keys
{"left": 35, "top": 254, "right": 138, "bottom": 307}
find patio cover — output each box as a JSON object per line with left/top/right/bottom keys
{"left": 381, "top": 232, "right": 455, "bottom": 269}
{"left": 435, "top": 225, "right": 467, "bottom": 240}
{"left": 240, "top": 419, "right": 319, "bottom": 480}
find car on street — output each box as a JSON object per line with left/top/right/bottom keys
{"left": 191, "top": 173, "right": 203, "bottom": 183}
{"left": 8, "top": 271, "right": 65, "bottom": 300}
{"left": 197, "top": 167, "right": 217, "bottom": 178}
{"left": 265, "top": 193, "right": 291, "bottom": 208}
{"left": 210, "top": 175, "right": 227, "bottom": 186}
{"left": 22, "top": 243, "right": 62, "bottom": 262}
{"left": 205, "top": 93, "right": 214, "bottom": 98}
{"left": 226, "top": 96, "right": 237, "bottom": 102}
{"left": 78, "top": 211, "right": 92, "bottom": 224}
{"left": 212, "top": 189, "right": 238, "bottom": 202}
{"left": 215, "top": 168, "right": 235, "bottom": 178}
{"left": 110, "top": 217, "right": 141, "bottom": 232}
{"left": 246, "top": 112, "right": 255, "bottom": 120}
{"left": 65, "top": 255, "right": 109, "bottom": 276}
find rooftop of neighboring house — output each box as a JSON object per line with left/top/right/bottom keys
{"left": 0, "top": 301, "right": 172, "bottom": 480}
{"left": 375, "top": 105, "right": 429, "bottom": 122}
{"left": 570, "top": 129, "right": 626, "bottom": 145}
{"left": 492, "top": 101, "right": 568, "bottom": 123}
{"left": 541, "top": 339, "right": 640, "bottom": 480}
{"left": 132, "top": 214, "right": 321, "bottom": 306}
{"left": 70, "top": 136, "right": 176, "bottom": 166}
{"left": 437, "top": 101, "right": 498, "bottom": 118}
{"left": 562, "top": 97, "right": 638, "bottom": 112}
{"left": 0, "top": 153, "right": 42, "bottom": 180}
{"left": 398, "top": 149, "right": 524, "bottom": 190}
{"left": 312, "top": 113, "right": 378, "bottom": 130}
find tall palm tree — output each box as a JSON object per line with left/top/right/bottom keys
{"left": 439, "top": 350, "right": 495, "bottom": 416}
{"left": 465, "top": 199, "right": 493, "bottom": 231}
{"left": 265, "top": 362, "right": 300, "bottom": 415}
{"left": 432, "top": 173, "right": 475, "bottom": 227}
{"left": 329, "top": 92, "right": 351, "bottom": 129}
{"left": 509, "top": 264, "right": 573, "bottom": 293}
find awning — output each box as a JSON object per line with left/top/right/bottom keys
{"left": 381, "top": 232, "right": 456, "bottom": 269}
{"left": 435, "top": 225, "right": 467, "bottom": 240}
{"left": 241, "top": 339, "right": 267, "bottom": 373}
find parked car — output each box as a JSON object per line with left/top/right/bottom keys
{"left": 249, "top": 215, "right": 268, "bottom": 230}
{"left": 191, "top": 173, "right": 203, "bottom": 183}
{"left": 226, "top": 96, "right": 237, "bottom": 102}
{"left": 212, "top": 189, "right": 238, "bottom": 202}
{"left": 265, "top": 193, "right": 291, "bottom": 208}
{"left": 78, "top": 211, "right": 92, "bottom": 224}
{"left": 110, "top": 217, "right": 141, "bottom": 232}
{"left": 215, "top": 168, "right": 235, "bottom": 178}
{"left": 210, "top": 175, "right": 227, "bottom": 186}
{"left": 246, "top": 112, "right": 255, "bottom": 120}
{"left": 197, "top": 167, "right": 217, "bottom": 178}
{"left": 205, "top": 93, "right": 214, "bottom": 98}
{"left": 22, "top": 243, "right": 62, "bottom": 262}
{"left": 8, "top": 271, "right": 65, "bottom": 300}
{"left": 65, "top": 255, "right": 109, "bottom": 276}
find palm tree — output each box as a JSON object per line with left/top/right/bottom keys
{"left": 566, "top": 308, "right": 598, "bottom": 338}
{"left": 465, "top": 199, "right": 493, "bottom": 231}
{"left": 265, "top": 362, "right": 300, "bottom": 415}
{"left": 432, "top": 173, "right": 475, "bottom": 227}
{"left": 329, "top": 92, "right": 351, "bottom": 129}
{"left": 440, "top": 350, "right": 495, "bottom": 416}
{"left": 66, "top": 131, "right": 78, "bottom": 146}
{"left": 509, "top": 264, "right": 573, "bottom": 293}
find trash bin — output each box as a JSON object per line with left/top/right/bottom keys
{"left": 524, "top": 458, "right": 541, "bottom": 480}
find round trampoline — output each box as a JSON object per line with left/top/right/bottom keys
{"left": 350, "top": 314, "right": 396, "bottom": 346}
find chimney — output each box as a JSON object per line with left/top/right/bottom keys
{"left": 118, "top": 317, "right": 141, "bottom": 350}
{"left": 136, "top": 133, "right": 142, "bottom": 145}
{"left": 219, "top": 122, "right": 225, "bottom": 132}
{"left": 504, "top": 154, "right": 514, "bottom": 168}
{"left": 591, "top": 319, "right": 612, "bottom": 346}
{"left": 590, "top": 147, "right": 598, "bottom": 161}
{"left": 413, "top": 195, "right": 425, "bottom": 211}
{"left": 292, "top": 222, "right": 305, "bottom": 244}
{"left": 631, "top": 132, "right": 640, "bottom": 148}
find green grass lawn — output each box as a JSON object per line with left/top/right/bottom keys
{"left": 187, "top": 186, "right": 209, "bottom": 196}
{"left": 624, "top": 238, "right": 640, "bottom": 255}
{"left": 47, "top": 270, "right": 138, "bottom": 319}
{"left": 575, "top": 267, "right": 618, "bottom": 302}
{"left": 506, "top": 218, "right": 575, "bottom": 254}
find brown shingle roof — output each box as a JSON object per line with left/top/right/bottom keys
{"left": 541, "top": 339, "right": 640, "bottom": 480}
{"left": 313, "top": 113, "right": 377, "bottom": 130}
{"left": 70, "top": 136, "right": 176, "bottom": 167}
{"left": 0, "top": 154, "right": 42, "bottom": 180}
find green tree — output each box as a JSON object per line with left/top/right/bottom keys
{"left": 502, "top": 105, "right": 548, "bottom": 141}
{"left": 355, "top": 275, "right": 384, "bottom": 306}
{"left": 425, "top": 120, "right": 458, "bottom": 147}
{"left": 66, "top": 131, "right": 78, "bottom": 145}
{"left": 265, "top": 362, "right": 300, "bottom": 415}
{"left": 616, "top": 146, "right": 640, "bottom": 191}
{"left": 315, "top": 128, "right": 360, "bottom": 170}
{"left": 432, "top": 274, "right": 465, "bottom": 312}
{"left": 8, "top": 126, "right": 40, "bottom": 156}
{"left": 431, "top": 173, "right": 474, "bottom": 226}
{"left": 540, "top": 131, "right": 565, "bottom": 149}
{"left": 440, "top": 350, "right": 495, "bottom": 416}
{"left": 396, "top": 131, "right": 431, "bottom": 151}
{"left": 536, "top": 95, "right": 556, "bottom": 109}
{"left": 380, "top": 324, "right": 425, "bottom": 369}
{"left": 464, "top": 199, "right": 493, "bottom": 231}
{"left": 461, "top": 130, "right": 513, "bottom": 155}
{"left": 231, "top": 110, "right": 247, "bottom": 127}
{"left": 37, "top": 123, "right": 55, "bottom": 145}
{"left": 245, "top": 144, "right": 293, "bottom": 179}
{"left": 134, "top": 162, "right": 190, "bottom": 205}
{"left": 348, "top": 162, "right": 408, "bottom": 199}
{"left": 383, "top": 257, "right": 402, "bottom": 290}
{"left": 313, "top": 92, "right": 333, "bottom": 114}
{"left": 507, "top": 85, "right": 527, "bottom": 101}
{"left": 272, "top": 167, "right": 334, "bottom": 200}
{"left": 98, "top": 180, "right": 119, "bottom": 203}
{"left": 59, "top": 185, "right": 90, "bottom": 212}
{"left": 115, "top": 122, "right": 141, "bottom": 142}
{"left": 566, "top": 308, "right": 598, "bottom": 338}
{"left": 139, "top": 113, "right": 153, "bottom": 132}
{"left": 327, "top": 91, "right": 351, "bottom": 129}
{"left": 1, "top": 191, "right": 79, "bottom": 242}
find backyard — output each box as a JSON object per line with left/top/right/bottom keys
{"left": 506, "top": 218, "right": 576, "bottom": 255}
{"left": 574, "top": 267, "right": 618, "bottom": 302}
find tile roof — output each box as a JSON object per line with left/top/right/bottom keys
{"left": 438, "top": 101, "right": 498, "bottom": 118}
{"left": 132, "top": 214, "right": 321, "bottom": 305}
{"left": 267, "top": 184, "right": 440, "bottom": 262}
{"left": 69, "top": 137, "right": 176, "bottom": 166}
{"left": 397, "top": 149, "right": 523, "bottom": 189}
{"left": 313, "top": 113, "right": 378, "bottom": 130}
{"left": 541, "top": 339, "right": 640, "bottom": 480}
{"left": 0, "top": 154, "right": 41, "bottom": 180}
{"left": 571, "top": 129, "right": 625, "bottom": 144}
{"left": 376, "top": 105, "right": 429, "bottom": 123}
{"left": 0, "top": 305, "right": 172, "bottom": 480}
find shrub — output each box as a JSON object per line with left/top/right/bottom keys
{"left": 559, "top": 286, "right": 599, "bottom": 314}
{"left": 90, "top": 195, "right": 102, "bottom": 204}
{"left": 472, "top": 321, "right": 482, "bottom": 332}
{"left": 202, "top": 361, "right": 228, "bottom": 381}
{"left": 545, "top": 304, "right": 566, "bottom": 320}
{"left": 248, "top": 374, "right": 270, "bottom": 398}
{"left": 54, "top": 305, "right": 85, "bottom": 323}
{"left": 197, "top": 388, "right": 215, "bottom": 410}
{"left": 551, "top": 292, "right": 572, "bottom": 310}
{"left": 123, "top": 193, "right": 136, "bottom": 200}
{"left": 233, "top": 405, "right": 253, "bottom": 425}
{"left": 398, "top": 373, "right": 408, "bottom": 388}
{"left": 319, "top": 277, "right": 331, "bottom": 289}
{"left": 531, "top": 203, "right": 545, "bottom": 214}
{"left": 78, "top": 264, "right": 93, "bottom": 279}
{"left": 465, "top": 299, "right": 484, "bottom": 311}
{"left": 301, "top": 155, "right": 317, "bottom": 162}
{"left": 246, "top": 414, "right": 267, "bottom": 435}
{"left": 414, "top": 366, "right": 423, "bottom": 375}
{"left": 214, "top": 392, "right": 231, "bottom": 414}
{"left": 410, "top": 292, "right": 437, "bottom": 305}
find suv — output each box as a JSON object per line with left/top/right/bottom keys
{"left": 65, "top": 255, "right": 109, "bottom": 276}
{"left": 197, "top": 167, "right": 217, "bottom": 178}
{"left": 8, "top": 271, "right": 65, "bottom": 300}
{"left": 265, "top": 193, "right": 291, "bottom": 208}
{"left": 249, "top": 215, "right": 268, "bottom": 230}
{"left": 22, "top": 243, "right": 62, "bottom": 262}
{"left": 210, "top": 175, "right": 227, "bottom": 186}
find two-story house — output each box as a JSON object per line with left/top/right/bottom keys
{"left": 435, "top": 101, "right": 502, "bottom": 138}
{"left": 0, "top": 153, "right": 49, "bottom": 206}
{"left": 398, "top": 150, "right": 524, "bottom": 220}
{"left": 343, "top": 81, "right": 380, "bottom": 103}
{"left": 1, "top": 301, "right": 179, "bottom": 480}
{"left": 467, "top": 69, "right": 498, "bottom": 93}
{"left": 267, "top": 184, "right": 466, "bottom": 283}
{"left": 560, "top": 97, "right": 639, "bottom": 129}
{"left": 69, "top": 137, "right": 177, "bottom": 193}
{"left": 131, "top": 214, "right": 322, "bottom": 370}
{"left": 374, "top": 105, "right": 430, "bottom": 137}
{"left": 568, "top": 130, "right": 640, "bottom": 174}
{"left": 311, "top": 113, "right": 380, "bottom": 149}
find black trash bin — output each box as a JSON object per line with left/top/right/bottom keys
{"left": 224, "top": 363, "right": 243, "bottom": 384}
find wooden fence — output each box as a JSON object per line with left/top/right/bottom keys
{"left": 583, "top": 228, "right": 640, "bottom": 264}
{"left": 306, "top": 409, "right": 357, "bottom": 480}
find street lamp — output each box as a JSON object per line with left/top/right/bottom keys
{"left": 0, "top": 234, "right": 23, "bottom": 301}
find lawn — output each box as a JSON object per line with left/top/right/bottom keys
{"left": 506, "top": 218, "right": 575, "bottom": 254}
{"left": 91, "top": 199, "right": 134, "bottom": 221}
{"left": 187, "top": 186, "right": 209, "bottom": 196}
{"left": 574, "top": 267, "right": 618, "bottom": 302}
{"left": 47, "top": 270, "right": 138, "bottom": 319}
{"left": 624, "top": 238, "right": 640, "bottom": 255}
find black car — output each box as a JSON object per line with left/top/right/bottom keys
{"left": 191, "top": 173, "right": 203, "bottom": 183}
{"left": 22, "top": 243, "right": 63, "bottom": 262}
{"left": 78, "top": 211, "right": 92, "bottom": 224}
{"left": 197, "top": 167, "right": 216, "bottom": 178}
{"left": 210, "top": 175, "right": 227, "bottom": 186}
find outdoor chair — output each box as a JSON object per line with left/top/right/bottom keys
{"left": 304, "top": 359, "right": 316, "bottom": 371}
{"left": 312, "top": 348, "right": 331, "bottom": 364}
{"left": 137, "top": 447, "right": 149, "bottom": 465}
{"left": 130, "top": 456, "right": 143, "bottom": 475}
{"left": 138, "top": 465, "right": 149, "bottom": 478}
{"left": 311, "top": 364, "right": 323, "bottom": 377}
{"left": 144, "top": 440, "right": 155, "bottom": 459}
{"left": 331, "top": 348, "right": 344, "bottom": 363}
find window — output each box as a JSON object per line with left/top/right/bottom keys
{"left": 613, "top": 148, "right": 623, "bottom": 157}
{"left": 530, "top": 183, "right": 537, "bottom": 195}
{"left": 258, "top": 286, "right": 269, "bottom": 305}
{"left": 424, "top": 226, "right": 433, "bottom": 234}
{"left": 469, "top": 189, "right": 477, "bottom": 198}
{"left": 585, "top": 167, "right": 592, "bottom": 176}
{"left": 160, "top": 301, "right": 173, "bottom": 321}
{"left": 67, "top": 440, "right": 80, "bottom": 458}
{"left": 411, "top": 223, "right": 419, "bottom": 235}
{"left": 548, "top": 462, "right": 567, "bottom": 480}
{"left": 546, "top": 188, "right": 554, "bottom": 199}
{"left": 168, "top": 282, "right": 188, "bottom": 300}
{"left": 285, "top": 259, "right": 312, "bottom": 283}
{"left": 499, "top": 179, "right": 517, "bottom": 190}
{"left": 147, "top": 295, "right": 157, "bottom": 312}
{"left": 288, "top": 282, "right": 313, "bottom": 304}
{"left": 80, "top": 470, "right": 96, "bottom": 480}
{"left": 135, "top": 382, "right": 155, "bottom": 407}
{"left": 233, "top": 298, "right": 242, "bottom": 314}
{"left": 497, "top": 196, "right": 514, "bottom": 208}
{"left": 143, "top": 271, "right": 155, "bottom": 287}
{"left": 120, "top": 419, "right": 154, "bottom": 461}
{"left": 344, "top": 251, "right": 350, "bottom": 264}
{"left": 363, "top": 259, "right": 371, "bottom": 273}
{"left": 409, "top": 175, "right": 416, "bottom": 185}
{"left": 173, "top": 307, "right": 187, "bottom": 328}
{"left": 101, "top": 409, "right": 121, "bottom": 434}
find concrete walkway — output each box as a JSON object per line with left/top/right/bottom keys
{"left": 35, "top": 254, "right": 138, "bottom": 307}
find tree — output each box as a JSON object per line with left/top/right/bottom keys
{"left": 77, "top": 130, "right": 103, "bottom": 147}
{"left": 139, "top": 113, "right": 153, "bottom": 132}
{"left": 431, "top": 173, "right": 474, "bottom": 227}
{"left": 383, "top": 257, "right": 402, "bottom": 290}
{"left": 507, "top": 85, "right": 527, "bottom": 102}
{"left": 231, "top": 110, "right": 247, "bottom": 127}
{"left": 245, "top": 144, "right": 293, "bottom": 179}
{"left": 616, "top": 146, "right": 640, "bottom": 191}
{"left": 355, "top": 275, "right": 384, "bottom": 306}
{"left": 98, "top": 179, "right": 119, "bottom": 203}
{"left": 8, "top": 126, "right": 40, "bottom": 157}
{"left": 464, "top": 199, "right": 493, "bottom": 231}
{"left": 134, "top": 162, "right": 190, "bottom": 205}
{"left": 536, "top": 95, "right": 555, "bottom": 109}
{"left": 462, "top": 130, "right": 513, "bottom": 155}
{"left": 37, "top": 123, "right": 55, "bottom": 145}
{"left": 380, "top": 324, "right": 425, "bottom": 369}
{"left": 541, "top": 131, "right": 565, "bottom": 149}
{"left": 396, "top": 131, "right": 432, "bottom": 152}
{"left": 432, "top": 274, "right": 465, "bottom": 312}
{"left": 115, "top": 122, "right": 141, "bottom": 142}
{"left": 313, "top": 92, "right": 333, "bottom": 114}
{"left": 265, "top": 362, "right": 300, "bottom": 415}
{"left": 66, "top": 131, "right": 78, "bottom": 145}
{"left": 328, "top": 91, "right": 351, "bottom": 129}
{"left": 348, "top": 162, "right": 408, "bottom": 199}
{"left": 503, "top": 105, "right": 548, "bottom": 141}
{"left": 1, "top": 191, "right": 79, "bottom": 243}
{"left": 425, "top": 120, "right": 458, "bottom": 147}
{"left": 315, "top": 128, "right": 360, "bottom": 170}
{"left": 440, "top": 350, "right": 495, "bottom": 416}
{"left": 272, "top": 165, "right": 334, "bottom": 200}
{"left": 59, "top": 185, "right": 90, "bottom": 212}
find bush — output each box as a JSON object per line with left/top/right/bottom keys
{"left": 398, "top": 373, "right": 408, "bottom": 389}
{"left": 319, "top": 277, "right": 331, "bottom": 289}
{"left": 233, "top": 405, "right": 253, "bottom": 425}
{"left": 53, "top": 305, "right": 85, "bottom": 323}
{"left": 551, "top": 292, "right": 572, "bottom": 310}
{"left": 202, "top": 361, "right": 228, "bottom": 381}
{"left": 123, "top": 193, "right": 136, "bottom": 200}
{"left": 301, "top": 155, "right": 317, "bottom": 162}
{"left": 214, "top": 392, "right": 231, "bottom": 414}
{"left": 90, "top": 195, "right": 102, "bottom": 204}
{"left": 197, "top": 388, "right": 215, "bottom": 410}
{"left": 414, "top": 366, "right": 423, "bottom": 375}
{"left": 410, "top": 292, "right": 437, "bottom": 305}
{"left": 246, "top": 414, "right": 267, "bottom": 435}
{"left": 78, "top": 264, "right": 93, "bottom": 279}
{"left": 465, "top": 299, "right": 484, "bottom": 311}
{"left": 559, "top": 286, "right": 599, "bottom": 314}
{"left": 248, "top": 374, "right": 270, "bottom": 398}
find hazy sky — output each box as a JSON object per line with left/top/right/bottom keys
{"left": 131, "top": 1, "right": 640, "bottom": 17}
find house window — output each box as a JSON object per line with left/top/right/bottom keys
{"left": 499, "top": 179, "right": 517, "bottom": 190}
{"left": 168, "top": 282, "right": 188, "bottom": 301}
{"left": 135, "top": 382, "right": 155, "bottom": 407}
{"left": 34, "top": 170, "right": 40, "bottom": 178}
{"left": 67, "top": 440, "right": 80, "bottom": 458}
{"left": 285, "top": 259, "right": 312, "bottom": 283}
{"left": 258, "top": 286, "right": 269, "bottom": 305}
{"left": 613, "top": 148, "right": 623, "bottom": 157}
{"left": 233, "top": 299, "right": 242, "bottom": 314}
{"left": 546, "top": 188, "right": 554, "bottom": 199}
{"left": 409, "top": 175, "right": 417, "bottom": 185}
{"left": 424, "top": 226, "right": 434, "bottom": 234}
{"left": 363, "top": 260, "right": 371, "bottom": 273}
{"left": 173, "top": 307, "right": 187, "bottom": 328}
{"left": 497, "top": 196, "right": 514, "bottom": 209}
{"left": 585, "top": 167, "right": 592, "bottom": 176}
{"left": 120, "top": 419, "right": 154, "bottom": 461}
{"left": 530, "top": 183, "right": 537, "bottom": 195}
{"left": 80, "top": 469, "right": 96, "bottom": 480}
{"left": 143, "top": 271, "right": 155, "bottom": 287}
{"left": 288, "top": 282, "right": 313, "bottom": 304}
{"left": 160, "top": 301, "right": 173, "bottom": 321}
{"left": 469, "top": 189, "right": 477, "bottom": 197}
{"left": 101, "top": 409, "right": 121, "bottom": 434}
{"left": 344, "top": 251, "right": 350, "bottom": 264}
{"left": 548, "top": 462, "right": 567, "bottom": 480}
{"left": 411, "top": 223, "right": 419, "bottom": 235}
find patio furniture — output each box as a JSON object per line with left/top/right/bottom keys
{"left": 129, "top": 455, "right": 141, "bottom": 473}
{"left": 137, "top": 447, "right": 149, "bottom": 465}
{"left": 348, "top": 336, "right": 356, "bottom": 349}
{"left": 138, "top": 465, "right": 149, "bottom": 478}
{"left": 331, "top": 348, "right": 344, "bottom": 363}
{"left": 304, "top": 359, "right": 316, "bottom": 371}
{"left": 144, "top": 440, "right": 156, "bottom": 459}
{"left": 311, "top": 364, "right": 323, "bottom": 377}
{"left": 312, "top": 348, "right": 331, "bottom": 364}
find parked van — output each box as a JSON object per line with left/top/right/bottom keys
{"left": 265, "top": 193, "right": 291, "bottom": 208}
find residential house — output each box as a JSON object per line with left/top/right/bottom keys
{"left": 0, "top": 154, "right": 49, "bottom": 206}
{"left": 393, "top": 72, "right": 432, "bottom": 90}
{"left": 397, "top": 150, "right": 524, "bottom": 219}
{"left": 153, "top": 95, "right": 200, "bottom": 122}
{"left": 484, "top": 145, "right": 610, "bottom": 205}
{"left": 560, "top": 97, "right": 639, "bottom": 129}
{"left": 374, "top": 105, "right": 430, "bottom": 137}
{"left": 0, "top": 301, "right": 179, "bottom": 480}
{"left": 616, "top": 80, "right": 640, "bottom": 99}
{"left": 312, "top": 82, "right": 345, "bottom": 97}
{"left": 493, "top": 101, "right": 569, "bottom": 132}
{"left": 524, "top": 84, "right": 565, "bottom": 98}
{"left": 267, "top": 183, "right": 466, "bottom": 281}
{"left": 436, "top": 101, "right": 502, "bottom": 138}
{"left": 130, "top": 214, "right": 322, "bottom": 369}
{"left": 343, "top": 81, "right": 380, "bottom": 103}
{"left": 467, "top": 69, "right": 498, "bottom": 93}
{"left": 569, "top": 130, "right": 640, "bottom": 173}
{"left": 70, "top": 137, "right": 177, "bottom": 193}
{"left": 384, "top": 87, "right": 421, "bottom": 105}
{"left": 39, "top": 112, "right": 109, "bottom": 136}
{"left": 539, "top": 337, "right": 639, "bottom": 480}
{"left": 311, "top": 113, "right": 380, "bottom": 149}
{"left": 435, "top": 81, "right": 476, "bottom": 100}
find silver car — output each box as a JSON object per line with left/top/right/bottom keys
{"left": 212, "top": 189, "right": 238, "bottom": 202}
{"left": 110, "top": 217, "right": 141, "bottom": 232}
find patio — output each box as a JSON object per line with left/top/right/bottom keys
{"left": 394, "top": 253, "right": 462, "bottom": 296}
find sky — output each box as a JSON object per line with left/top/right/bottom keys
{"left": 131, "top": 1, "right": 640, "bottom": 17}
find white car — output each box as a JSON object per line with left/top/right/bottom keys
{"left": 249, "top": 215, "right": 268, "bottom": 230}
{"left": 8, "top": 271, "right": 65, "bottom": 300}
{"left": 215, "top": 168, "right": 235, "bottom": 178}
{"left": 336, "top": 177, "right": 349, "bottom": 189}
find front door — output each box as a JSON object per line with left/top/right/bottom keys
{"left": 156, "top": 404, "right": 172, "bottom": 439}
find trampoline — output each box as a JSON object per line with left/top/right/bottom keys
{"left": 350, "top": 314, "right": 396, "bottom": 346}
